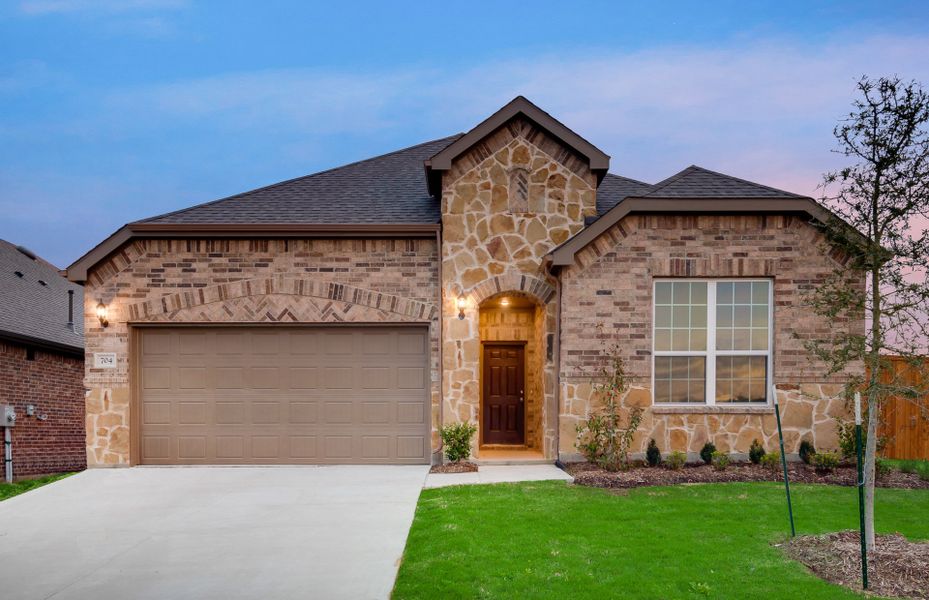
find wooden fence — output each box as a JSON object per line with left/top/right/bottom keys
{"left": 878, "top": 356, "right": 929, "bottom": 461}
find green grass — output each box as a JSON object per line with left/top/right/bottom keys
{"left": 0, "top": 472, "right": 74, "bottom": 501}
{"left": 393, "top": 482, "right": 929, "bottom": 599}
{"left": 882, "top": 458, "right": 929, "bottom": 480}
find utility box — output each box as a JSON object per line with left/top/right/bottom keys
{"left": 2, "top": 405, "right": 15, "bottom": 427}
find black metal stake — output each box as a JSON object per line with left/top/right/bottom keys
{"left": 773, "top": 386, "right": 795, "bottom": 537}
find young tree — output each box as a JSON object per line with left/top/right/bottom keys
{"left": 806, "top": 76, "right": 929, "bottom": 550}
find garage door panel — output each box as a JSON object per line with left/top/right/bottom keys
{"left": 138, "top": 326, "right": 430, "bottom": 464}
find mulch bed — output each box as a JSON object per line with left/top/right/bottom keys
{"left": 782, "top": 531, "right": 929, "bottom": 599}
{"left": 565, "top": 461, "right": 929, "bottom": 490}
{"left": 430, "top": 461, "right": 478, "bottom": 474}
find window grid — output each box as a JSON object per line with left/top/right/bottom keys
{"left": 652, "top": 279, "right": 773, "bottom": 406}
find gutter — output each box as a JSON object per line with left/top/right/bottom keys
{"left": 0, "top": 331, "right": 83, "bottom": 359}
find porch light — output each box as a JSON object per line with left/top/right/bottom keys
{"left": 456, "top": 295, "right": 467, "bottom": 320}
{"left": 96, "top": 302, "right": 109, "bottom": 328}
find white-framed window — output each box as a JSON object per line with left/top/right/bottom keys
{"left": 652, "top": 279, "right": 773, "bottom": 405}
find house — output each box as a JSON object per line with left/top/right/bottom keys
{"left": 1, "top": 240, "right": 86, "bottom": 479}
{"left": 66, "top": 97, "right": 858, "bottom": 466}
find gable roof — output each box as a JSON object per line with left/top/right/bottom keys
{"left": 140, "top": 135, "right": 462, "bottom": 225}
{"left": 424, "top": 96, "right": 610, "bottom": 197}
{"left": 548, "top": 166, "right": 844, "bottom": 267}
{"left": 641, "top": 165, "right": 805, "bottom": 199}
{"left": 0, "top": 240, "right": 83, "bottom": 355}
{"left": 596, "top": 173, "right": 652, "bottom": 215}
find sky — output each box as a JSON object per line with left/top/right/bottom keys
{"left": 1, "top": 1, "right": 929, "bottom": 268}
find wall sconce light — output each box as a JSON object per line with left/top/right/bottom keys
{"left": 96, "top": 302, "right": 109, "bottom": 328}
{"left": 500, "top": 297, "right": 510, "bottom": 306}
{"left": 456, "top": 295, "right": 467, "bottom": 320}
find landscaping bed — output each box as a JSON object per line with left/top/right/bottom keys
{"left": 429, "top": 461, "right": 478, "bottom": 474}
{"left": 783, "top": 531, "right": 929, "bottom": 599}
{"left": 566, "top": 461, "right": 929, "bottom": 490}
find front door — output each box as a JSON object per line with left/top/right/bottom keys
{"left": 482, "top": 344, "right": 525, "bottom": 445}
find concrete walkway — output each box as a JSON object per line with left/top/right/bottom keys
{"left": 0, "top": 466, "right": 428, "bottom": 600}
{"left": 424, "top": 464, "right": 573, "bottom": 489}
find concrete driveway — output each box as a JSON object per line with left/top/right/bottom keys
{"left": 0, "top": 466, "right": 429, "bottom": 600}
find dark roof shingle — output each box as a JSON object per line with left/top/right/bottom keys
{"left": 139, "top": 135, "right": 463, "bottom": 225}
{"left": 640, "top": 165, "right": 804, "bottom": 199}
{"left": 596, "top": 173, "right": 652, "bottom": 214}
{"left": 0, "top": 240, "right": 83, "bottom": 353}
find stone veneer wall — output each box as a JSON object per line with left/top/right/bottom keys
{"left": 440, "top": 117, "right": 597, "bottom": 458}
{"left": 558, "top": 214, "right": 862, "bottom": 460}
{"left": 83, "top": 238, "right": 439, "bottom": 466}
{"left": 478, "top": 305, "right": 543, "bottom": 449}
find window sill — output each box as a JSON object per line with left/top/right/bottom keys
{"left": 651, "top": 405, "right": 774, "bottom": 415}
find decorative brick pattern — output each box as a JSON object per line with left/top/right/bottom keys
{"left": 557, "top": 214, "right": 863, "bottom": 458}
{"left": 0, "top": 341, "right": 86, "bottom": 477}
{"left": 440, "top": 117, "right": 597, "bottom": 458}
{"left": 82, "top": 238, "right": 440, "bottom": 466}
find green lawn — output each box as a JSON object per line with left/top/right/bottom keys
{"left": 0, "top": 472, "right": 74, "bottom": 501}
{"left": 393, "top": 481, "right": 929, "bottom": 599}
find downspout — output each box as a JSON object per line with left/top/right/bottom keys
{"left": 433, "top": 227, "right": 444, "bottom": 463}
{"left": 4, "top": 426, "right": 11, "bottom": 483}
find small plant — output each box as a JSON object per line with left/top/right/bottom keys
{"left": 748, "top": 439, "right": 766, "bottom": 465}
{"left": 798, "top": 440, "right": 816, "bottom": 465}
{"left": 646, "top": 438, "right": 662, "bottom": 467}
{"left": 875, "top": 458, "right": 892, "bottom": 479}
{"left": 836, "top": 418, "right": 886, "bottom": 463}
{"left": 666, "top": 451, "right": 687, "bottom": 470}
{"left": 700, "top": 442, "right": 717, "bottom": 465}
{"left": 439, "top": 422, "right": 478, "bottom": 463}
{"left": 711, "top": 451, "right": 730, "bottom": 471}
{"left": 575, "top": 343, "right": 643, "bottom": 471}
{"left": 760, "top": 451, "right": 781, "bottom": 472}
{"left": 899, "top": 460, "right": 918, "bottom": 474}
{"left": 812, "top": 451, "right": 840, "bottom": 474}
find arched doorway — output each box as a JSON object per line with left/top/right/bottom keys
{"left": 478, "top": 292, "right": 545, "bottom": 451}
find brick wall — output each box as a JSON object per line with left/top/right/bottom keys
{"left": 83, "top": 237, "right": 440, "bottom": 466}
{"left": 0, "top": 341, "right": 86, "bottom": 478}
{"left": 558, "top": 214, "right": 863, "bottom": 459}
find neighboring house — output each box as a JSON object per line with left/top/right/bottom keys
{"left": 0, "top": 240, "right": 86, "bottom": 478}
{"left": 67, "top": 97, "right": 859, "bottom": 467}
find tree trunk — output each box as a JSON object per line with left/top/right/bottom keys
{"left": 863, "top": 392, "right": 879, "bottom": 550}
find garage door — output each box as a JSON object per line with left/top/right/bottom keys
{"left": 137, "top": 326, "right": 430, "bottom": 465}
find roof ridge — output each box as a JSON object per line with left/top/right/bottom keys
{"left": 135, "top": 134, "right": 463, "bottom": 224}
{"left": 642, "top": 164, "right": 804, "bottom": 198}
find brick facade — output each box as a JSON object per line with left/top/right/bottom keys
{"left": 558, "top": 214, "right": 861, "bottom": 460}
{"left": 82, "top": 238, "right": 440, "bottom": 466}
{"left": 0, "top": 341, "right": 86, "bottom": 478}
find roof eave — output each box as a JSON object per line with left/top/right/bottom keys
{"left": 67, "top": 222, "right": 441, "bottom": 283}
{"left": 548, "top": 196, "right": 857, "bottom": 267}
{"left": 0, "top": 330, "right": 84, "bottom": 358}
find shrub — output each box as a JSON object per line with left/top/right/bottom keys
{"left": 798, "top": 440, "right": 816, "bottom": 465}
{"left": 760, "top": 451, "right": 781, "bottom": 472}
{"left": 646, "top": 438, "right": 662, "bottom": 467}
{"left": 875, "top": 458, "right": 893, "bottom": 479}
{"left": 711, "top": 451, "right": 730, "bottom": 471}
{"left": 899, "top": 460, "right": 919, "bottom": 474}
{"left": 748, "top": 439, "right": 766, "bottom": 465}
{"left": 812, "top": 451, "right": 840, "bottom": 474}
{"left": 666, "top": 451, "right": 687, "bottom": 470}
{"left": 439, "top": 422, "right": 477, "bottom": 463}
{"left": 700, "top": 442, "right": 717, "bottom": 465}
{"left": 575, "top": 346, "right": 643, "bottom": 471}
{"left": 836, "top": 418, "right": 886, "bottom": 463}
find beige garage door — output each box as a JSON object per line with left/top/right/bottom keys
{"left": 137, "top": 326, "right": 430, "bottom": 465}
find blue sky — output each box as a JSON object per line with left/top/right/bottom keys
{"left": 2, "top": 1, "right": 928, "bottom": 268}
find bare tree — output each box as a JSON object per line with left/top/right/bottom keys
{"left": 805, "top": 76, "right": 929, "bottom": 550}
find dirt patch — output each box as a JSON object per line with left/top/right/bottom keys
{"left": 429, "top": 462, "right": 478, "bottom": 474}
{"left": 782, "top": 531, "right": 929, "bottom": 599}
{"left": 565, "top": 462, "right": 929, "bottom": 490}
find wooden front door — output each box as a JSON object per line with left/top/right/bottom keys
{"left": 482, "top": 344, "right": 525, "bottom": 445}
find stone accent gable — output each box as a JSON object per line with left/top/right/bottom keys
{"left": 440, "top": 117, "right": 595, "bottom": 458}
